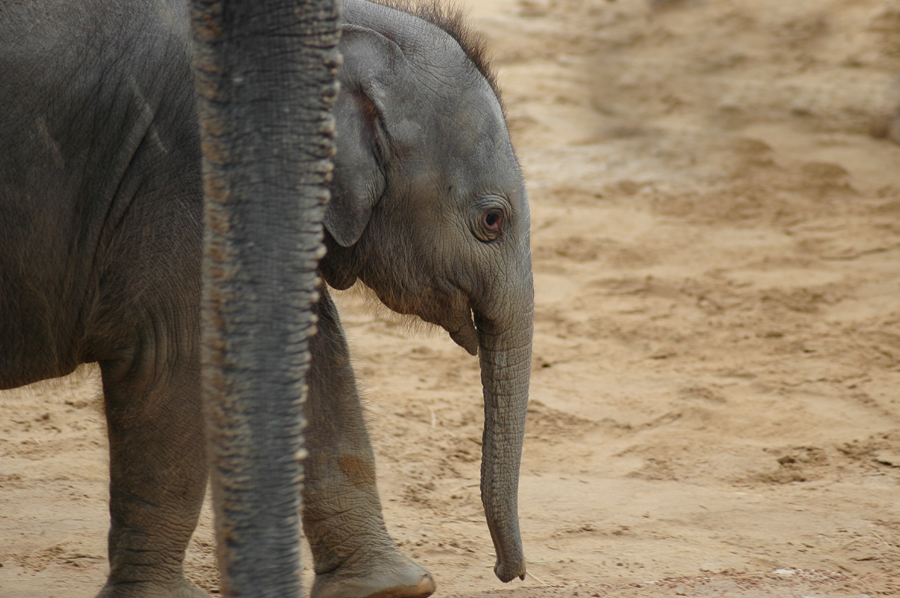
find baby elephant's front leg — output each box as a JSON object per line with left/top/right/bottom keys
{"left": 303, "top": 287, "right": 435, "bottom": 598}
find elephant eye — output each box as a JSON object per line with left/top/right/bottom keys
{"left": 474, "top": 208, "right": 504, "bottom": 243}
{"left": 483, "top": 210, "right": 502, "bottom": 231}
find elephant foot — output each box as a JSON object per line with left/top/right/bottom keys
{"left": 311, "top": 551, "right": 435, "bottom": 598}
{"left": 96, "top": 579, "right": 210, "bottom": 598}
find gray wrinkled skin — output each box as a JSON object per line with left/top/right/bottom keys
{"left": 190, "top": 0, "right": 339, "bottom": 593}
{"left": 0, "top": 0, "right": 533, "bottom": 595}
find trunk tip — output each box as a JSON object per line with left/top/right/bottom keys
{"left": 494, "top": 559, "right": 526, "bottom": 583}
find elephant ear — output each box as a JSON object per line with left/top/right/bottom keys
{"left": 325, "top": 25, "right": 414, "bottom": 247}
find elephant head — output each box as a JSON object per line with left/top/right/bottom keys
{"left": 320, "top": 0, "right": 533, "bottom": 582}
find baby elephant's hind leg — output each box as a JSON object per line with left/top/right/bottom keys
{"left": 96, "top": 338, "right": 209, "bottom": 598}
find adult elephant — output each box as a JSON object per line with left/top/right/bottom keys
{"left": 0, "top": 0, "right": 532, "bottom": 595}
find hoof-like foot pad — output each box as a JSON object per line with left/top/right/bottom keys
{"left": 95, "top": 579, "right": 210, "bottom": 598}
{"left": 311, "top": 556, "right": 435, "bottom": 598}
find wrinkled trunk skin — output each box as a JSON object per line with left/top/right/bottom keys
{"left": 476, "top": 283, "right": 534, "bottom": 583}
{"left": 190, "top": 0, "right": 340, "bottom": 595}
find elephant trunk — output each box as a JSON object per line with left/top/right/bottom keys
{"left": 191, "top": 0, "right": 339, "bottom": 594}
{"left": 475, "top": 286, "right": 533, "bottom": 583}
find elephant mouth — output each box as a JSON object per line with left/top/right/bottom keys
{"left": 448, "top": 308, "right": 479, "bottom": 356}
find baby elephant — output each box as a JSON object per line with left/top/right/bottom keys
{"left": 0, "top": 0, "right": 533, "bottom": 596}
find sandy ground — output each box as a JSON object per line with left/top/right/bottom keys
{"left": 3, "top": 0, "right": 900, "bottom": 596}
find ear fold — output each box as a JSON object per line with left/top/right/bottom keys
{"left": 324, "top": 25, "right": 410, "bottom": 248}
{"left": 324, "top": 83, "right": 386, "bottom": 247}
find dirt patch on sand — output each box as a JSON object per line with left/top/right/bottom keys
{"left": 2, "top": 0, "right": 900, "bottom": 596}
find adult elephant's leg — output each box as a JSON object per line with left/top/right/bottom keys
{"left": 304, "top": 286, "right": 435, "bottom": 598}
{"left": 97, "top": 330, "right": 208, "bottom": 598}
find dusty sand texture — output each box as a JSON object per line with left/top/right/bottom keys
{"left": 2, "top": 0, "right": 900, "bottom": 596}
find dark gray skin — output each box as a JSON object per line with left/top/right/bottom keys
{"left": 0, "top": 0, "right": 532, "bottom": 595}
{"left": 190, "top": 0, "right": 340, "bottom": 593}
